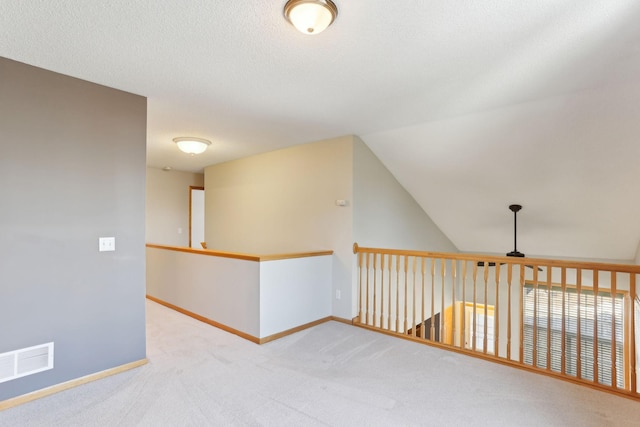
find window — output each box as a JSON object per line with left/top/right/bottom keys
{"left": 523, "top": 284, "right": 625, "bottom": 388}
{"left": 462, "top": 303, "right": 495, "bottom": 354}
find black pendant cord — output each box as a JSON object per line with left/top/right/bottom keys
{"left": 506, "top": 204, "right": 524, "bottom": 258}
{"left": 479, "top": 203, "right": 539, "bottom": 269}
{"left": 513, "top": 207, "right": 517, "bottom": 252}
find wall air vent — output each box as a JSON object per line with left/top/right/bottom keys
{"left": 0, "top": 342, "right": 54, "bottom": 384}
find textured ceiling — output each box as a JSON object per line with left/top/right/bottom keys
{"left": 2, "top": 1, "right": 640, "bottom": 261}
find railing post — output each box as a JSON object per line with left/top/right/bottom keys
{"left": 495, "top": 263, "right": 500, "bottom": 357}
{"left": 441, "top": 259, "right": 446, "bottom": 344}
{"left": 630, "top": 274, "right": 637, "bottom": 394}
{"left": 594, "top": 270, "right": 599, "bottom": 384}
{"left": 472, "top": 262, "right": 478, "bottom": 352}
{"left": 431, "top": 258, "right": 436, "bottom": 342}
{"left": 546, "top": 266, "right": 552, "bottom": 371}
{"left": 611, "top": 271, "right": 617, "bottom": 388}
{"left": 380, "top": 254, "right": 385, "bottom": 329}
{"left": 412, "top": 256, "right": 418, "bottom": 337}
{"left": 372, "top": 253, "right": 378, "bottom": 328}
{"left": 452, "top": 260, "right": 457, "bottom": 347}
{"left": 533, "top": 266, "right": 539, "bottom": 367}
{"left": 388, "top": 255, "right": 393, "bottom": 331}
{"left": 395, "top": 255, "right": 401, "bottom": 333}
{"left": 357, "top": 251, "right": 363, "bottom": 323}
{"left": 561, "top": 267, "right": 567, "bottom": 376}
{"left": 577, "top": 269, "right": 582, "bottom": 380}
{"left": 483, "top": 263, "right": 489, "bottom": 354}
{"left": 404, "top": 255, "right": 409, "bottom": 334}
{"left": 421, "top": 257, "right": 426, "bottom": 339}
{"left": 519, "top": 264, "right": 525, "bottom": 363}
{"left": 462, "top": 261, "right": 467, "bottom": 349}
{"left": 507, "top": 264, "right": 512, "bottom": 360}
{"left": 365, "top": 252, "right": 370, "bottom": 325}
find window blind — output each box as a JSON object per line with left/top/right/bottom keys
{"left": 523, "top": 284, "right": 624, "bottom": 388}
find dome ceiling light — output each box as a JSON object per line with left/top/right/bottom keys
{"left": 173, "top": 137, "right": 211, "bottom": 155}
{"left": 284, "top": 0, "right": 338, "bottom": 35}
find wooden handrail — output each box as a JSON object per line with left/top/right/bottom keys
{"left": 352, "top": 242, "right": 640, "bottom": 400}
{"left": 353, "top": 243, "right": 640, "bottom": 274}
{"left": 147, "top": 243, "right": 332, "bottom": 262}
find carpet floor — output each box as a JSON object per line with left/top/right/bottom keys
{"left": 2, "top": 300, "right": 640, "bottom": 426}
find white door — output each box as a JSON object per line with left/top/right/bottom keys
{"left": 190, "top": 187, "right": 205, "bottom": 248}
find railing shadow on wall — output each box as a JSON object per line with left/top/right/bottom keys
{"left": 352, "top": 243, "right": 640, "bottom": 400}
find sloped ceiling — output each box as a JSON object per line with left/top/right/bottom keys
{"left": 2, "top": 1, "right": 640, "bottom": 261}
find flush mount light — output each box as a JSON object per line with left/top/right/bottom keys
{"left": 173, "top": 137, "right": 211, "bottom": 155}
{"left": 284, "top": 0, "right": 338, "bottom": 35}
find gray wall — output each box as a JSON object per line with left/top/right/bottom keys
{"left": 353, "top": 136, "right": 457, "bottom": 252}
{"left": 0, "top": 57, "right": 147, "bottom": 400}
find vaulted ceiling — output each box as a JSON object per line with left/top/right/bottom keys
{"left": 2, "top": 1, "right": 640, "bottom": 261}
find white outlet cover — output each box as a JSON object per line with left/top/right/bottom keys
{"left": 99, "top": 237, "right": 115, "bottom": 252}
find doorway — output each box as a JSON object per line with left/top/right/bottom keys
{"left": 189, "top": 186, "right": 205, "bottom": 248}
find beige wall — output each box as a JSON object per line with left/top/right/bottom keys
{"left": 204, "top": 136, "right": 354, "bottom": 318}
{"left": 204, "top": 136, "right": 353, "bottom": 254}
{"left": 146, "top": 167, "right": 204, "bottom": 246}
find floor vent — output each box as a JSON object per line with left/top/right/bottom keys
{"left": 0, "top": 342, "right": 54, "bottom": 384}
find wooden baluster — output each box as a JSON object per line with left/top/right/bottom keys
{"left": 421, "top": 257, "right": 426, "bottom": 339}
{"left": 594, "top": 270, "right": 599, "bottom": 383}
{"left": 461, "top": 261, "right": 467, "bottom": 349}
{"left": 411, "top": 257, "right": 424, "bottom": 337}
{"left": 473, "top": 262, "right": 478, "bottom": 352}
{"left": 358, "top": 251, "right": 363, "bottom": 323}
{"left": 452, "top": 260, "right": 457, "bottom": 347}
{"left": 495, "top": 263, "right": 501, "bottom": 357}
{"left": 372, "top": 253, "right": 378, "bottom": 328}
{"left": 483, "top": 261, "right": 489, "bottom": 354}
{"left": 533, "top": 265, "right": 539, "bottom": 366}
{"left": 630, "top": 274, "right": 637, "bottom": 394}
{"left": 431, "top": 258, "right": 436, "bottom": 342}
{"left": 577, "top": 268, "right": 582, "bottom": 380}
{"left": 388, "top": 254, "right": 393, "bottom": 330}
{"left": 441, "top": 259, "right": 446, "bottom": 343}
{"left": 365, "top": 252, "right": 370, "bottom": 325}
{"left": 404, "top": 255, "right": 409, "bottom": 334}
{"left": 507, "top": 263, "right": 512, "bottom": 360}
{"left": 396, "top": 255, "right": 401, "bottom": 333}
{"left": 547, "top": 266, "right": 552, "bottom": 371}
{"left": 519, "top": 264, "right": 525, "bottom": 363}
{"left": 380, "top": 254, "right": 385, "bottom": 329}
{"left": 611, "top": 271, "right": 617, "bottom": 388}
{"left": 561, "top": 267, "right": 567, "bottom": 376}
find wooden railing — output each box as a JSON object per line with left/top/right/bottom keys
{"left": 353, "top": 243, "right": 640, "bottom": 399}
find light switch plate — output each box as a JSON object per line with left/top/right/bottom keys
{"left": 99, "top": 237, "right": 115, "bottom": 252}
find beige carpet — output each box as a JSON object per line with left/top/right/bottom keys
{"left": 3, "top": 300, "right": 640, "bottom": 426}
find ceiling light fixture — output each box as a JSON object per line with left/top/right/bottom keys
{"left": 284, "top": 0, "right": 338, "bottom": 35}
{"left": 173, "top": 137, "right": 211, "bottom": 155}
